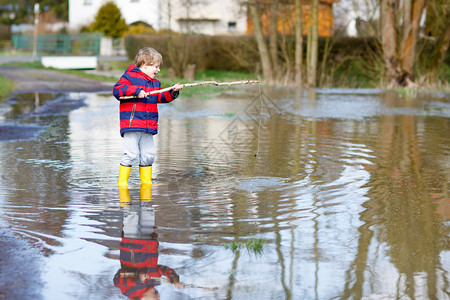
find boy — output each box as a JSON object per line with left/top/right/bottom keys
{"left": 113, "top": 47, "right": 183, "bottom": 186}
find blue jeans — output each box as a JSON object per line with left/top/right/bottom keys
{"left": 120, "top": 132, "right": 155, "bottom": 167}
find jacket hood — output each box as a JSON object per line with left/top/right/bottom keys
{"left": 126, "top": 64, "right": 154, "bottom": 81}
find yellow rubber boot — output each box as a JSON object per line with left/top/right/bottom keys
{"left": 118, "top": 165, "right": 131, "bottom": 187}
{"left": 139, "top": 166, "right": 152, "bottom": 185}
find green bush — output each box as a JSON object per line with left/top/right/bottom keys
{"left": 90, "top": 1, "right": 128, "bottom": 38}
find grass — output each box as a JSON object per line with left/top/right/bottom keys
{"left": 223, "top": 238, "right": 265, "bottom": 255}
{"left": 397, "top": 87, "right": 417, "bottom": 98}
{"left": 159, "top": 69, "right": 257, "bottom": 98}
{"left": 221, "top": 112, "right": 237, "bottom": 118}
{"left": 99, "top": 59, "right": 131, "bottom": 72}
{"left": 160, "top": 78, "right": 222, "bottom": 98}
{"left": 0, "top": 74, "right": 14, "bottom": 99}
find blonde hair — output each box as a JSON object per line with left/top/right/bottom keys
{"left": 134, "top": 47, "right": 163, "bottom": 68}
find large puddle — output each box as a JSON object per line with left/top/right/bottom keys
{"left": 0, "top": 87, "right": 449, "bottom": 299}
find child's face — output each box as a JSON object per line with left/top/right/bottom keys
{"left": 141, "top": 63, "right": 160, "bottom": 79}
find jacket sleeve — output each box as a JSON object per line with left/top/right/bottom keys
{"left": 113, "top": 73, "right": 143, "bottom": 100}
{"left": 158, "top": 265, "right": 179, "bottom": 283}
{"left": 157, "top": 89, "right": 179, "bottom": 103}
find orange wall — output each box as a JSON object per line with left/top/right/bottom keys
{"left": 247, "top": 3, "right": 335, "bottom": 37}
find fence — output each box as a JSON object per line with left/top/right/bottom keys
{"left": 11, "top": 33, "right": 102, "bottom": 56}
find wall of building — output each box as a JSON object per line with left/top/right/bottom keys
{"left": 69, "top": 0, "right": 247, "bottom": 35}
{"left": 69, "top": 0, "right": 161, "bottom": 31}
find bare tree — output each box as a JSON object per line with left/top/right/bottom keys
{"left": 307, "top": 0, "right": 319, "bottom": 87}
{"left": 294, "top": 0, "right": 303, "bottom": 86}
{"left": 380, "top": 0, "right": 427, "bottom": 87}
{"left": 400, "top": 0, "right": 426, "bottom": 83}
{"left": 249, "top": 0, "right": 274, "bottom": 84}
{"left": 380, "top": 0, "right": 398, "bottom": 87}
{"left": 248, "top": 0, "right": 337, "bottom": 87}
{"left": 269, "top": 0, "right": 280, "bottom": 79}
{"left": 248, "top": 0, "right": 309, "bottom": 86}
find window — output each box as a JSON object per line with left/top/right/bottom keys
{"left": 228, "top": 21, "right": 237, "bottom": 32}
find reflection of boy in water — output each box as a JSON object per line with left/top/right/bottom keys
{"left": 113, "top": 232, "right": 181, "bottom": 299}
{"left": 114, "top": 190, "right": 181, "bottom": 299}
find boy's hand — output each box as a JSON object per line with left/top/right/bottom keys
{"left": 172, "top": 83, "right": 184, "bottom": 92}
{"left": 137, "top": 90, "right": 147, "bottom": 98}
{"left": 169, "top": 273, "right": 180, "bottom": 284}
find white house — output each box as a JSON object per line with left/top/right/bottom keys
{"left": 69, "top": 0, "right": 248, "bottom": 35}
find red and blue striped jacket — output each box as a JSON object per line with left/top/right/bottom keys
{"left": 112, "top": 64, "right": 179, "bottom": 136}
{"left": 113, "top": 238, "right": 177, "bottom": 299}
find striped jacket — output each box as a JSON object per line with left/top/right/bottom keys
{"left": 112, "top": 64, "right": 179, "bottom": 136}
{"left": 113, "top": 238, "right": 177, "bottom": 299}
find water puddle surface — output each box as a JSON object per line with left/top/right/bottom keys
{"left": 0, "top": 88, "right": 449, "bottom": 299}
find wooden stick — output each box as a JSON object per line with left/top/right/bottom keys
{"left": 182, "top": 80, "right": 218, "bottom": 87}
{"left": 215, "top": 80, "right": 259, "bottom": 86}
{"left": 119, "top": 80, "right": 259, "bottom": 100}
{"left": 151, "top": 277, "right": 218, "bottom": 290}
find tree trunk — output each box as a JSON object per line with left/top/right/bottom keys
{"left": 430, "top": 22, "right": 450, "bottom": 81}
{"left": 381, "top": 0, "right": 401, "bottom": 87}
{"left": 402, "top": 0, "right": 412, "bottom": 46}
{"left": 307, "top": 0, "right": 319, "bottom": 87}
{"left": 249, "top": 0, "right": 273, "bottom": 84}
{"left": 294, "top": 0, "right": 303, "bottom": 86}
{"left": 381, "top": 0, "right": 427, "bottom": 87}
{"left": 269, "top": 0, "right": 279, "bottom": 78}
{"left": 399, "top": 0, "right": 426, "bottom": 85}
